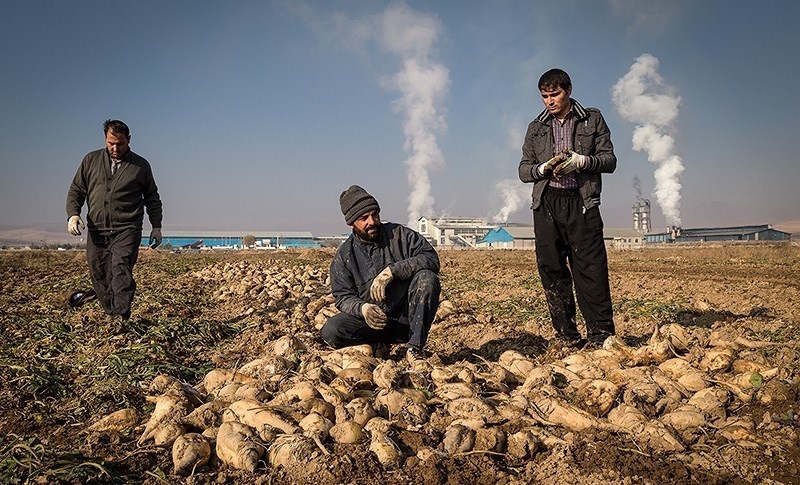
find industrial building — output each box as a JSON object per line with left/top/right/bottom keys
{"left": 144, "top": 230, "right": 320, "bottom": 249}
{"left": 644, "top": 225, "right": 791, "bottom": 244}
{"left": 420, "top": 216, "right": 641, "bottom": 249}
{"left": 152, "top": 218, "right": 790, "bottom": 252}
{"left": 632, "top": 199, "right": 652, "bottom": 234}
{"left": 477, "top": 226, "right": 536, "bottom": 249}
{"left": 417, "top": 216, "right": 494, "bottom": 248}
{"left": 603, "top": 228, "right": 645, "bottom": 249}
{"left": 476, "top": 226, "right": 644, "bottom": 249}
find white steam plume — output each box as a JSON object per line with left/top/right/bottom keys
{"left": 378, "top": 4, "right": 450, "bottom": 226}
{"left": 612, "top": 53, "right": 684, "bottom": 227}
{"left": 492, "top": 179, "right": 528, "bottom": 223}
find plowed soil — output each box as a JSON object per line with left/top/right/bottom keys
{"left": 1, "top": 244, "right": 799, "bottom": 484}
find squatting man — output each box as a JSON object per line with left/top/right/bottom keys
{"left": 66, "top": 119, "right": 163, "bottom": 321}
{"left": 320, "top": 185, "right": 441, "bottom": 368}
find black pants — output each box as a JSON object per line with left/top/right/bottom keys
{"left": 320, "top": 269, "right": 440, "bottom": 349}
{"left": 86, "top": 227, "right": 142, "bottom": 319}
{"left": 533, "top": 188, "right": 614, "bottom": 342}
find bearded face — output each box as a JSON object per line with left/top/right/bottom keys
{"left": 352, "top": 210, "right": 381, "bottom": 242}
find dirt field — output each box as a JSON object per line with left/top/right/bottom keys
{"left": 2, "top": 244, "right": 799, "bottom": 484}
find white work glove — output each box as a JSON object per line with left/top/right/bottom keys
{"left": 148, "top": 228, "right": 162, "bottom": 248}
{"left": 369, "top": 266, "right": 394, "bottom": 302}
{"left": 537, "top": 153, "right": 568, "bottom": 176}
{"left": 361, "top": 303, "right": 388, "bottom": 330}
{"left": 553, "top": 150, "right": 589, "bottom": 178}
{"left": 67, "top": 215, "right": 85, "bottom": 236}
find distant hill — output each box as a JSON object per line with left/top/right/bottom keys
{"left": 774, "top": 220, "right": 800, "bottom": 239}
{"left": 0, "top": 226, "right": 76, "bottom": 247}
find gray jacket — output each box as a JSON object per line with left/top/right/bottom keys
{"left": 330, "top": 222, "right": 439, "bottom": 319}
{"left": 67, "top": 148, "right": 162, "bottom": 232}
{"left": 518, "top": 99, "right": 616, "bottom": 211}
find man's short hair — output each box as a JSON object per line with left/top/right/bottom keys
{"left": 538, "top": 69, "right": 572, "bottom": 92}
{"left": 103, "top": 119, "right": 130, "bottom": 139}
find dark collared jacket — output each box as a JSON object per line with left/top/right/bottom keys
{"left": 330, "top": 222, "right": 439, "bottom": 319}
{"left": 518, "top": 99, "right": 616, "bottom": 211}
{"left": 66, "top": 148, "right": 162, "bottom": 232}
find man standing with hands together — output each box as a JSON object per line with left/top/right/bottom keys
{"left": 518, "top": 69, "right": 617, "bottom": 350}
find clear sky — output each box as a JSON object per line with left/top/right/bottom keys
{"left": 1, "top": 0, "right": 798, "bottom": 236}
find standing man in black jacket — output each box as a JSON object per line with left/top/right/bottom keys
{"left": 66, "top": 119, "right": 163, "bottom": 321}
{"left": 518, "top": 69, "right": 617, "bottom": 349}
{"left": 321, "top": 185, "right": 440, "bottom": 368}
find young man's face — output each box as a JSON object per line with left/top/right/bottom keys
{"left": 352, "top": 210, "right": 381, "bottom": 242}
{"left": 540, "top": 85, "right": 572, "bottom": 119}
{"left": 105, "top": 131, "right": 131, "bottom": 159}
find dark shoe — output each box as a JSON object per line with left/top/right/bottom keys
{"left": 68, "top": 289, "right": 97, "bottom": 308}
{"left": 580, "top": 340, "right": 603, "bottom": 351}
{"left": 587, "top": 333, "right": 613, "bottom": 347}
{"left": 406, "top": 346, "right": 430, "bottom": 371}
{"left": 555, "top": 337, "right": 587, "bottom": 350}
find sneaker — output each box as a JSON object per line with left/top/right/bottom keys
{"left": 406, "top": 346, "right": 429, "bottom": 370}
{"left": 67, "top": 289, "right": 97, "bottom": 308}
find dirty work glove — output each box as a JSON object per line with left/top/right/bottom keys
{"left": 148, "top": 228, "right": 162, "bottom": 248}
{"left": 537, "top": 154, "right": 568, "bottom": 177}
{"left": 554, "top": 150, "right": 589, "bottom": 178}
{"left": 67, "top": 215, "right": 85, "bottom": 236}
{"left": 370, "top": 266, "right": 394, "bottom": 302}
{"left": 361, "top": 303, "right": 388, "bottom": 330}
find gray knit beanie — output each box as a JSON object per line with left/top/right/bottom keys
{"left": 340, "top": 185, "right": 380, "bottom": 225}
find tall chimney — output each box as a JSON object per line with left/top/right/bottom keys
{"left": 632, "top": 199, "right": 651, "bottom": 233}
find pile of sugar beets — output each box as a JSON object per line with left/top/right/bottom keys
{"left": 85, "top": 260, "right": 798, "bottom": 478}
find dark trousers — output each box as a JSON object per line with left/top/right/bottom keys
{"left": 86, "top": 227, "right": 142, "bottom": 319}
{"left": 533, "top": 188, "right": 614, "bottom": 342}
{"left": 320, "top": 269, "right": 441, "bottom": 349}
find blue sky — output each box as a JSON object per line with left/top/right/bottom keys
{"left": 1, "top": 0, "right": 798, "bottom": 236}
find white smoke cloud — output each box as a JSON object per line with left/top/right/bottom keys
{"left": 492, "top": 179, "right": 529, "bottom": 223}
{"left": 612, "top": 53, "right": 684, "bottom": 227}
{"left": 290, "top": 3, "right": 448, "bottom": 226}
{"left": 377, "top": 4, "right": 450, "bottom": 226}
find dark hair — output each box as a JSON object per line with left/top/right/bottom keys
{"left": 103, "top": 119, "right": 130, "bottom": 138}
{"left": 538, "top": 69, "right": 572, "bottom": 92}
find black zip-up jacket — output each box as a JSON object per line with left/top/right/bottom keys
{"left": 518, "top": 99, "right": 616, "bottom": 211}
{"left": 330, "top": 222, "right": 439, "bottom": 319}
{"left": 66, "top": 148, "right": 162, "bottom": 232}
